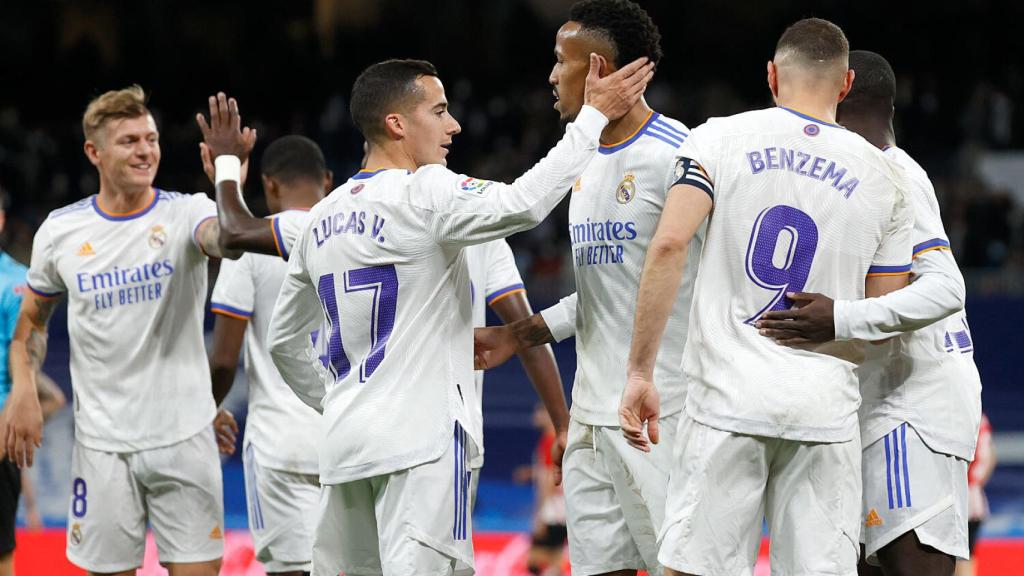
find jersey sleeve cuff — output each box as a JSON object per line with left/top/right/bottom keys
{"left": 866, "top": 263, "right": 912, "bottom": 276}
{"left": 26, "top": 283, "right": 63, "bottom": 299}
{"left": 211, "top": 302, "right": 252, "bottom": 320}
{"left": 192, "top": 215, "right": 218, "bottom": 255}
{"left": 271, "top": 217, "right": 289, "bottom": 260}
{"left": 486, "top": 284, "right": 525, "bottom": 306}
{"left": 539, "top": 302, "right": 575, "bottom": 343}
{"left": 912, "top": 238, "right": 950, "bottom": 258}
{"left": 574, "top": 105, "right": 610, "bottom": 141}
{"left": 832, "top": 299, "right": 855, "bottom": 341}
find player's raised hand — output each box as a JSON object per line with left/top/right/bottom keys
{"left": 473, "top": 326, "right": 518, "bottom": 370}
{"left": 583, "top": 53, "right": 655, "bottom": 121}
{"left": 213, "top": 409, "right": 239, "bottom": 455}
{"left": 619, "top": 373, "right": 660, "bottom": 452}
{"left": 3, "top": 388, "right": 43, "bottom": 468}
{"left": 755, "top": 292, "right": 836, "bottom": 345}
{"left": 198, "top": 142, "right": 251, "bottom": 188}
{"left": 195, "top": 92, "right": 257, "bottom": 161}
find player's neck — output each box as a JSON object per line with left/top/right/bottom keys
{"left": 278, "top": 185, "right": 321, "bottom": 211}
{"left": 839, "top": 115, "right": 895, "bottom": 150}
{"left": 776, "top": 93, "right": 839, "bottom": 125}
{"left": 96, "top": 179, "right": 155, "bottom": 215}
{"left": 362, "top": 144, "right": 418, "bottom": 174}
{"left": 600, "top": 100, "right": 654, "bottom": 146}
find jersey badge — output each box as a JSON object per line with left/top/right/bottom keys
{"left": 459, "top": 177, "right": 495, "bottom": 196}
{"left": 148, "top": 225, "right": 167, "bottom": 249}
{"left": 864, "top": 508, "right": 884, "bottom": 527}
{"left": 573, "top": 177, "right": 582, "bottom": 193}
{"left": 76, "top": 242, "right": 96, "bottom": 257}
{"left": 616, "top": 173, "right": 637, "bottom": 204}
{"left": 351, "top": 183, "right": 365, "bottom": 195}
{"left": 803, "top": 124, "right": 820, "bottom": 137}
{"left": 70, "top": 522, "right": 83, "bottom": 545}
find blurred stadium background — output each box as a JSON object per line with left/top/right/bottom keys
{"left": 2, "top": 0, "right": 1022, "bottom": 573}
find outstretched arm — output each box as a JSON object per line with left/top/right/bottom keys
{"left": 196, "top": 92, "right": 278, "bottom": 258}
{"left": 5, "top": 291, "right": 61, "bottom": 467}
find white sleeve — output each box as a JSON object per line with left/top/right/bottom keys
{"left": 484, "top": 240, "right": 525, "bottom": 306}
{"left": 539, "top": 292, "right": 577, "bottom": 342}
{"left": 268, "top": 227, "right": 331, "bottom": 412}
{"left": 25, "top": 219, "right": 65, "bottom": 298}
{"left": 187, "top": 193, "right": 219, "bottom": 255}
{"left": 418, "top": 106, "right": 608, "bottom": 247}
{"left": 833, "top": 248, "right": 965, "bottom": 340}
{"left": 210, "top": 255, "right": 255, "bottom": 320}
{"left": 270, "top": 210, "right": 308, "bottom": 261}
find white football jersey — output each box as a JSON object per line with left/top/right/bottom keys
{"left": 465, "top": 239, "right": 525, "bottom": 469}
{"left": 677, "top": 107, "right": 913, "bottom": 443}
{"left": 211, "top": 209, "right": 323, "bottom": 474}
{"left": 268, "top": 106, "right": 608, "bottom": 484}
{"left": 857, "top": 146, "right": 982, "bottom": 460}
{"left": 26, "top": 189, "right": 217, "bottom": 452}
{"left": 541, "top": 112, "right": 701, "bottom": 426}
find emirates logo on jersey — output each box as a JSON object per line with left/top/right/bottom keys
{"left": 616, "top": 173, "right": 637, "bottom": 204}
{"left": 148, "top": 225, "right": 167, "bottom": 249}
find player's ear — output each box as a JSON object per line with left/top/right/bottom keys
{"left": 384, "top": 113, "right": 405, "bottom": 140}
{"left": 837, "top": 68, "right": 856, "bottom": 104}
{"left": 83, "top": 140, "right": 101, "bottom": 167}
{"left": 262, "top": 174, "right": 277, "bottom": 198}
{"left": 766, "top": 61, "right": 779, "bottom": 100}
{"left": 323, "top": 170, "right": 334, "bottom": 193}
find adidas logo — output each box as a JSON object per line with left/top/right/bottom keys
{"left": 77, "top": 242, "right": 96, "bottom": 257}
{"left": 865, "top": 508, "right": 884, "bottom": 527}
{"left": 209, "top": 525, "right": 223, "bottom": 540}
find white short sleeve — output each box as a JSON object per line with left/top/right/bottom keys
{"left": 187, "top": 193, "right": 219, "bottom": 253}
{"left": 484, "top": 240, "right": 525, "bottom": 306}
{"left": 25, "top": 219, "right": 65, "bottom": 298}
{"left": 270, "top": 210, "right": 310, "bottom": 261}
{"left": 210, "top": 254, "right": 255, "bottom": 320}
{"left": 867, "top": 181, "right": 914, "bottom": 276}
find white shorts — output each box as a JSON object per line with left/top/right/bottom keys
{"left": 562, "top": 413, "right": 677, "bottom": 575}
{"left": 243, "top": 441, "right": 320, "bottom": 573}
{"left": 861, "top": 422, "right": 969, "bottom": 563}
{"left": 660, "top": 411, "right": 861, "bottom": 576}
{"left": 66, "top": 427, "right": 224, "bottom": 573}
{"left": 313, "top": 422, "right": 474, "bottom": 576}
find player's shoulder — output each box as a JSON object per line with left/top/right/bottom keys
{"left": 883, "top": 146, "right": 930, "bottom": 183}
{"left": 46, "top": 196, "right": 95, "bottom": 223}
{"left": 639, "top": 112, "right": 690, "bottom": 150}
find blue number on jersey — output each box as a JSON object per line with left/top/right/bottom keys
{"left": 744, "top": 205, "right": 818, "bottom": 324}
{"left": 317, "top": 265, "right": 399, "bottom": 382}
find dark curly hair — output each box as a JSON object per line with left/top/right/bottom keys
{"left": 569, "top": 0, "right": 663, "bottom": 69}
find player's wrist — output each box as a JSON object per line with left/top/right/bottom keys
{"left": 573, "top": 105, "right": 610, "bottom": 139}
{"left": 214, "top": 155, "right": 241, "bottom": 185}
{"left": 831, "top": 299, "right": 854, "bottom": 340}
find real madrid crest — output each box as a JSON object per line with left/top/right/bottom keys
{"left": 148, "top": 225, "right": 167, "bottom": 249}
{"left": 616, "top": 173, "right": 637, "bottom": 204}
{"left": 70, "top": 522, "right": 83, "bottom": 545}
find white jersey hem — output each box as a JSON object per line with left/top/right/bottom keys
{"left": 686, "top": 402, "right": 857, "bottom": 443}
{"left": 862, "top": 417, "right": 976, "bottom": 462}
{"left": 73, "top": 405, "right": 215, "bottom": 453}
{"left": 570, "top": 396, "right": 684, "bottom": 428}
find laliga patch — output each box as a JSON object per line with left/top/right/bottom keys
{"left": 459, "top": 177, "right": 495, "bottom": 196}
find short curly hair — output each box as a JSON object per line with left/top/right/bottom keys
{"left": 569, "top": 0, "right": 663, "bottom": 69}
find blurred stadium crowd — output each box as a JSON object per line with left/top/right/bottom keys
{"left": 1, "top": 0, "right": 1022, "bottom": 304}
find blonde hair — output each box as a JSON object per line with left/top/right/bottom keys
{"left": 82, "top": 85, "right": 150, "bottom": 142}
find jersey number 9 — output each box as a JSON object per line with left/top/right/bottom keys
{"left": 744, "top": 205, "right": 818, "bottom": 324}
